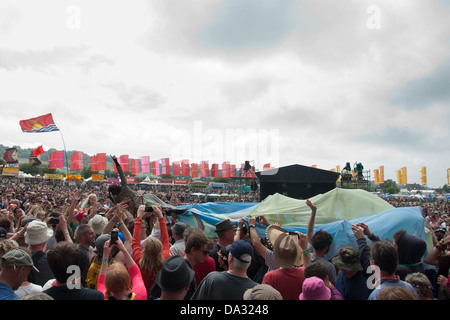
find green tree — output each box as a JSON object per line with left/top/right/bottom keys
{"left": 379, "top": 179, "right": 400, "bottom": 194}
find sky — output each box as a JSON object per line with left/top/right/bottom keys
{"left": 1, "top": 0, "right": 450, "bottom": 188}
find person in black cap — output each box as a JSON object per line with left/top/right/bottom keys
{"left": 209, "top": 219, "right": 236, "bottom": 271}
{"left": 156, "top": 255, "right": 195, "bottom": 300}
{"left": 191, "top": 240, "right": 258, "bottom": 300}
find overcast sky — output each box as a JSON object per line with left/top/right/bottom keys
{"left": 1, "top": 0, "right": 449, "bottom": 188}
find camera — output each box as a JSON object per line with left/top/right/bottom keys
{"left": 110, "top": 230, "right": 118, "bottom": 245}
{"left": 144, "top": 205, "right": 153, "bottom": 213}
{"left": 50, "top": 217, "right": 60, "bottom": 225}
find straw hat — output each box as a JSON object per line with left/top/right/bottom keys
{"left": 266, "top": 225, "right": 302, "bottom": 267}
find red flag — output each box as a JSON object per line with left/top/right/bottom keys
{"left": 96, "top": 153, "right": 107, "bottom": 171}
{"left": 160, "top": 158, "right": 170, "bottom": 175}
{"left": 152, "top": 161, "right": 160, "bottom": 175}
{"left": 211, "top": 164, "right": 219, "bottom": 177}
{"left": 222, "top": 162, "right": 230, "bottom": 178}
{"left": 49, "top": 151, "right": 64, "bottom": 169}
{"left": 191, "top": 163, "right": 199, "bottom": 178}
{"left": 70, "top": 152, "right": 83, "bottom": 171}
{"left": 20, "top": 113, "right": 59, "bottom": 133}
{"left": 173, "top": 161, "right": 181, "bottom": 176}
{"left": 119, "top": 155, "right": 129, "bottom": 172}
{"left": 90, "top": 156, "right": 98, "bottom": 172}
{"left": 181, "top": 159, "right": 190, "bottom": 177}
{"left": 32, "top": 146, "right": 45, "bottom": 157}
{"left": 131, "top": 159, "right": 140, "bottom": 175}
{"left": 200, "top": 161, "right": 209, "bottom": 177}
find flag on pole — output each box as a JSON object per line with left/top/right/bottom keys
{"left": 32, "top": 145, "right": 45, "bottom": 157}
{"left": 19, "top": 113, "right": 59, "bottom": 133}
{"left": 141, "top": 156, "right": 150, "bottom": 173}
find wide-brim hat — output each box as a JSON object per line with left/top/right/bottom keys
{"left": 156, "top": 255, "right": 195, "bottom": 291}
{"left": 25, "top": 220, "right": 53, "bottom": 245}
{"left": 266, "top": 225, "right": 302, "bottom": 267}
{"left": 331, "top": 246, "right": 363, "bottom": 271}
{"left": 88, "top": 214, "right": 108, "bottom": 235}
{"left": 215, "top": 219, "right": 235, "bottom": 233}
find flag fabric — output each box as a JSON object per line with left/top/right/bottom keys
{"left": 222, "top": 162, "right": 230, "bottom": 178}
{"left": 152, "top": 161, "right": 160, "bottom": 175}
{"left": 161, "top": 158, "right": 170, "bottom": 175}
{"left": 96, "top": 153, "right": 107, "bottom": 171}
{"left": 49, "top": 151, "right": 64, "bottom": 169}
{"left": 191, "top": 163, "right": 199, "bottom": 178}
{"left": 70, "top": 152, "right": 84, "bottom": 171}
{"left": 131, "top": 159, "right": 140, "bottom": 175}
{"left": 3, "top": 148, "right": 18, "bottom": 163}
{"left": 200, "top": 161, "right": 209, "bottom": 177}
{"left": 141, "top": 156, "right": 150, "bottom": 173}
{"left": 181, "top": 159, "right": 190, "bottom": 177}
{"left": 90, "top": 156, "right": 98, "bottom": 172}
{"left": 173, "top": 161, "right": 181, "bottom": 176}
{"left": 32, "top": 145, "right": 45, "bottom": 157}
{"left": 19, "top": 113, "right": 59, "bottom": 133}
{"left": 211, "top": 164, "right": 219, "bottom": 177}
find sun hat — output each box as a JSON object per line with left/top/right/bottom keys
{"left": 156, "top": 255, "right": 195, "bottom": 291}
{"left": 226, "top": 240, "right": 253, "bottom": 263}
{"left": 299, "top": 276, "right": 331, "bottom": 300}
{"left": 243, "top": 284, "right": 283, "bottom": 300}
{"left": 215, "top": 219, "right": 235, "bottom": 233}
{"left": 88, "top": 214, "right": 108, "bottom": 235}
{"left": 331, "top": 247, "right": 363, "bottom": 271}
{"left": 273, "top": 233, "right": 299, "bottom": 268}
{"left": 266, "top": 225, "right": 302, "bottom": 267}
{"left": 1, "top": 248, "right": 39, "bottom": 272}
{"left": 24, "top": 220, "right": 53, "bottom": 245}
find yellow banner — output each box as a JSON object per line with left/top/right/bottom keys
{"left": 91, "top": 174, "right": 104, "bottom": 181}
{"left": 66, "top": 174, "right": 82, "bottom": 181}
{"left": 44, "top": 173, "right": 64, "bottom": 180}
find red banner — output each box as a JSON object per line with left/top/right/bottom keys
{"left": 200, "top": 161, "right": 209, "bottom": 177}
{"left": 131, "top": 159, "right": 140, "bottom": 175}
{"left": 181, "top": 159, "right": 190, "bottom": 177}
{"left": 96, "top": 153, "right": 107, "bottom": 171}
{"left": 160, "top": 158, "right": 170, "bottom": 175}
{"left": 173, "top": 161, "right": 181, "bottom": 176}
{"left": 90, "top": 156, "right": 98, "bottom": 172}
{"left": 49, "top": 151, "right": 64, "bottom": 169}
{"left": 191, "top": 163, "right": 199, "bottom": 178}
{"left": 222, "top": 161, "right": 230, "bottom": 178}
{"left": 152, "top": 161, "right": 160, "bottom": 175}
{"left": 70, "top": 152, "right": 84, "bottom": 171}
{"left": 211, "top": 163, "right": 219, "bottom": 177}
{"left": 32, "top": 145, "right": 45, "bottom": 157}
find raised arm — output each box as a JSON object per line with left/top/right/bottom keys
{"left": 306, "top": 199, "right": 317, "bottom": 244}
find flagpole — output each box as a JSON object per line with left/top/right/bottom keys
{"left": 58, "top": 129, "right": 69, "bottom": 175}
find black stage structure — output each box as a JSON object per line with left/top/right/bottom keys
{"left": 255, "top": 164, "right": 340, "bottom": 200}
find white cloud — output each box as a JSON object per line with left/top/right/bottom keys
{"left": 1, "top": 0, "right": 450, "bottom": 187}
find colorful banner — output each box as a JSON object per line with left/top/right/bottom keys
{"left": 131, "top": 159, "right": 140, "bottom": 175}
{"left": 152, "top": 161, "right": 160, "bottom": 175}
{"left": 19, "top": 113, "right": 59, "bottom": 133}
{"left": 70, "top": 152, "right": 84, "bottom": 171}
{"left": 200, "top": 161, "right": 209, "bottom": 177}
{"left": 211, "top": 163, "right": 219, "bottom": 177}
{"left": 49, "top": 151, "right": 64, "bottom": 169}
{"left": 181, "top": 159, "right": 190, "bottom": 177}
{"left": 420, "top": 167, "right": 427, "bottom": 186}
{"left": 161, "top": 158, "right": 170, "bottom": 175}
{"left": 191, "top": 163, "right": 199, "bottom": 178}
{"left": 373, "top": 169, "right": 380, "bottom": 184}
{"left": 119, "top": 155, "right": 129, "bottom": 172}
{"left": 379, "top": 165, "right": 385, "bottom": 183}
{"left": 96, "top": 153, "right": 107, "bottom": 171}
{"left": 3, "top": 148, "right": 18, "bottom": 163}
{"left": 222, "top": 162, "right": 230, "bottom": 178}
{"left": 173, "top": 161, "right": 181, "bottom": 176}
{"left": 141, "top": 156, "right": 150, "bottom": 173}
{"left": 92, "top": 174, "right": 104, "bottom": 181}
{"left": 90, "top": 156, "right": 98, "bottom": 172}
{"left": 44, "top": 173, "right": 64, "bottom": 180}
{"left": 66, "top": 174, "right": 81, "bottom": 181}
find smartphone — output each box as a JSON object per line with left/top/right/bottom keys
{"left": 110, "top": 230, "right": 118, "bottom": 245}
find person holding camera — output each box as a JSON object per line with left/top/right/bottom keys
{"left": 97, "top": 237, "right": 147, "bottom": 300}
{"left": 132, "top": 204, "right": 170, "bottom": 294}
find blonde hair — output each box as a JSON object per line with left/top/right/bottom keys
{"left": 81, "top": 194, "right": 98, "bottom": 210}
{"left": 405, "top": 272, "right": 434, "bottom": 299}
{"left": 139, "top": 237, "right": 164, "bottom": 279}
{"left": 104, "top": 262, "right": 131, "bottom": 299}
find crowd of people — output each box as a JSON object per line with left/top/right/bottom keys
{"left": 0, "top": 175, "right": 449, "bottom": 302}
